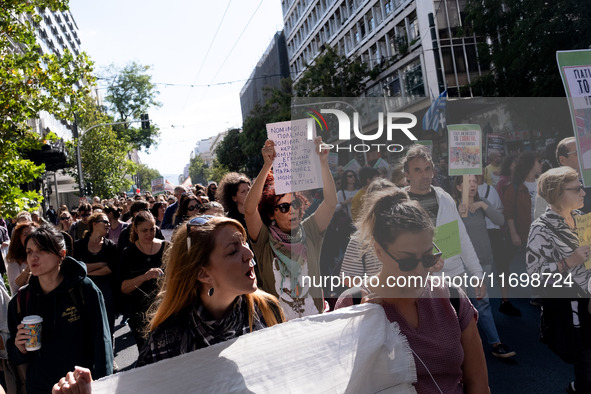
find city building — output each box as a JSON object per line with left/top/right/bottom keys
{"left": 239, "top": 31, "right": 290, "bottom": 121}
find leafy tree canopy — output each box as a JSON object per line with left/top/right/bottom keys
{"left": 0, "top": 0, "right": 95, "bottom": 216}
{"left": 188, "top": 155, "right": 210, "bottom": 186}
{"left": 102, "top": 62, "right": 162, "bottom": 150}
{"left": 466, "top": 0, "right": 591, "bottom": 96}
{"left": 135, "top": 164, "right": 161, "bottom": 192}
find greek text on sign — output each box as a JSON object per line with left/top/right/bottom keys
{"left": 562, "top": 66, "right": 591, "bottom": 109}
{"left": 266, "top": 119, "right": 323, "bottom": 195}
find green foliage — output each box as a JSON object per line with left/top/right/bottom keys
{"left": 135, "top": 164, "right": 161, "bottom": 192}
{"left": 102, "top": 62, "right": 162, "bottom": 150}
{"left": 188, "top": 155, "right": 211, "bottom": 186}
{"left": 294, "top": 46, "right": 371, "bottom": 97}
{"left": 0, "top": 1, "right": 95, "bottom": 217}
{"left": 208, "top": 159, "right": 228, "bottom": 184}
{"left": 465, "top": 0, "right": 591, "bottom": 96}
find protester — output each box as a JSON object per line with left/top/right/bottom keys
{"left": 350, "top": 167, "right": 379, "bottom": 222}
{"left": 73, "top": 212, "right": 119, "bottom": 335}
{"left": 484, "top": 150, "right": 503, "bottom": 187}
{"left": 172, "top": 194, "right": 203, "bottom": 228}
{"left": 7, "top": 225, "right": 112, "bottom": 394}
{"left": 336, "top": 170, "right": 360, "bottom": 221}
{"left": 68, "top": 203, "right": 92, "bottom": 241}
{"left": 217, "top": 172, "right": 251, "bottom": 229}
{"left": 46, "top": 205, "right": 58, "bottom": 225}
{"left": 118, "top": 200, "right": 164, "bottom": 251}
{"left": 335, "top": 188, "right": 489, "bottom": 394}
{"left": 495, "top": 153, "right": 517, "bottom": 198}
{"left": 136, "top": 216, "right": 284, "bottom": 366}
{"left": 57, "top": 211, "right": 73, "bottom": 233}
{"left": 161, "top": 186, "right": 186, "bottom": 229}
{"left": 120, "top": 211, "right": 167, "bottom": 351}
{"left": 5, "top": 222, "right": 39, "bottom": 295}
{"left": 526, "top": 167, "right": 591, "bottom": 393}
{"left": 243, "top": 138, "right": 337, "bottom": 320}
{"left": 104, "top": 204, "right": 128, "bottom": 245}
{"left": 207, "top": 182, "right": 218, "bottom": 202}
{"left": 150, "top": 201, "right": 167, "bottom": 228}
{"left": 402, "top": 145, "right": 515, "bottom": 358}
{"left": 197, "top": 201, "right": 225, "bottom": 216}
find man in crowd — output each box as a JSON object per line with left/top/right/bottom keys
{"left": 160, "top": 186, "right": 186, "bottom": 229}
{"left": 402, "top": 145, "right": 516, "bottom": 358}
{"left": 68, "top": 203, "right": 92, "bottom": 241}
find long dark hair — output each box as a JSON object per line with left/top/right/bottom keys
{"left": 217, "top": 172, "right": 251, "bottom": 215}
{"left": 450, "top": 175, "right": 480, "bottom": 204}
{"left": 512, "top": 151, "right": 538, "bottom": 186}
{"left": 24, "top": 225, "right": 66, "bottom": 258}
{"left": 340, "top": 170, "right": 360, "bottom": 191}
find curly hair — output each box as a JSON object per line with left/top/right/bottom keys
{"left": 257, "top": 171, "right": 309, "bottom": 226}
{"left": 217, "top": 172, "right": 251, "bottom": 214}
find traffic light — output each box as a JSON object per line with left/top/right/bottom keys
{"left": 140, "top": 114, "right": 150, "bottom": 130}
{"left": 85, "top": 182, "right": 93, "bottom": 196}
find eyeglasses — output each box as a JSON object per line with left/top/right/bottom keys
{"left": 566, "top": 151, "right": 577, "bottom": 156}
{"left": 564, "top": 185, "right": 584, "bottom": 193}
{"left": 186, "top": 215, "right": 216, "bottom": 250}
{"left": 60, "top": 216, "right": 70, "bottom": 221}
{"left": 275, "top": 199, "right": 302, "bottom": 214}
{"left": 379, "top": 242, "right": 443, "bottom": 272}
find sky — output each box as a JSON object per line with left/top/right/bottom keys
{"left": 69, "top": 0, "right": 285, "bottom": 179}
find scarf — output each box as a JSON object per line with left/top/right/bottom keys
{"left": 187, "top": 296, "right": 265, "bottom": 348}
{"left": 269, "top": 224, "right": 308, "bottom": 298}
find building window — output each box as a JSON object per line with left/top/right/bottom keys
{"left": 385, "top": 1, "right": 392, "bottom": 15}
{"left": 404, "top": 61, "right": 425, "bottom": 97}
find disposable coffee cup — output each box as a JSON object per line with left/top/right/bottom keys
{"left": 21, "top": 315, "right": 43, "bottom": 351}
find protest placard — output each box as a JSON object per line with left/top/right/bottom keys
{"left": 416, "top": 140, "right": 433, "bottom": 157}
{"left": 557, "top": 50, "right": 591, "bottom": 186}
{"left": 92, "top": 304, "right": 416, "bottom": 394}
{"left": 343, "top": 158, "right": 362, "bottom": 173}
{"left": 486, "top": 134, "right": 506, "bottom": 158}
{"left": 266, "top": 119, "right": 323, "bottom": 195}
{"left": 433, "top": 220, "right": 461, "bottom": 260}
{"left": 447, "top": 124, "right": 482, "bottom": 176}
{"left": 576, "top": 212, "right": 591, "bottom": 269}
{"left": 328, "top": 152, "right": 339, "bottom": 176}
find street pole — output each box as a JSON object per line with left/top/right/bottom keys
{"left": 72, "top": 114, "right": 85, "bottom": 197}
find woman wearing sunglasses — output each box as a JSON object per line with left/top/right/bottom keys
{"left": 74, "top": 212, "right": 119, "bottom": 336}
{"left": 244, "top": 137, "right": 337, "bottom": 320}
{"left": 527, "top": 167, "right": 591, "bottom": 393}
{"left": 120, "top": 211, "right": 167, "bottom": 351}
{"left": 172, "top": 194, "right": 203, "bottom": 228}
{"left": 335, "top": 188, "right": 489, "bottom": 394}
{"left": 136, "top": 216, "right": 284, "bottom": 366}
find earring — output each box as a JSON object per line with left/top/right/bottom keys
{"left": 271, "top": 220, "right": 276, "bottom": 226}
{"left": 208, "top": 287, "right": 214, "bottom": 297}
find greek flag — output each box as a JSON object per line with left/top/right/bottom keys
{"left": 422, "top": 90, "right": 447, "bottom": 133}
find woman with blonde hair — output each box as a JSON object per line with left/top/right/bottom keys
{"left": 137, "top": 216, "right": 284, "bottom": 366}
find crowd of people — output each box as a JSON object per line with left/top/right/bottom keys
{"left": 0, "top": 136, "right": 589, "bottom": 393}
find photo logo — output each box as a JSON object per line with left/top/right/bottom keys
{"left": 307, "top": 109, "right": 418, "bottom": 153}
{"left": 305, "top": 108, "right": 329, "bottom": 134}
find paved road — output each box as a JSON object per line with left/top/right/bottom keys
{"left": 112, "top": 299, "right": 575, "bottom": 393}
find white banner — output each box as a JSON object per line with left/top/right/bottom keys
{"left": 93, "top": 304, "right": 416, "bottom": 394}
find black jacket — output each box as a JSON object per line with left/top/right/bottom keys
{"left": 7, "top": 257, "right": 113, "bottom": 394}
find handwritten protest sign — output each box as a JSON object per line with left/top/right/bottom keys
{"left": 557, "top": 50, "right": 591, "bottom": 186}
{"left": 266, "top": 119, "right": 323, "bottom": 195}
{"left": 433, "top": 220, "right": 461, "bottom": 260}
{"left": 448, "top": 124, "right": 482, "bottom": 176}
{"left": 343, "top": 158, "right": 361, "bottom": 173}
{"left": 373, "top": 157, "right": 389, "bottom": 170}
{"left": 576, "top": 213, "right": 591, "bottom": 269}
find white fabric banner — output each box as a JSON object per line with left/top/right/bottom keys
{"left": 93, "top": 304, "right": 417, "bottom": 393}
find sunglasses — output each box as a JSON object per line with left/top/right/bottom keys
{"left": 95, "top": 220, "right": 110, "bottom": 225}
{"left": 379, "top": 242, "right": 443, "bottom": 272}
{"left": 564, "top": 185, "right": 584, "bottom": 193}
{"left": 60, "top": 216, "right": 70, "bottom": 221}
{"left": 187, "top": 204, "right": 201, "bottom": 211}
{"left": 275, "top": 199, "right": 302, "bottom": 214}
{"left": 186, "top": 215, "right": 216, "bottom": 250}
{"left": 81, "top": 213, "right": 91, "bottom": 218}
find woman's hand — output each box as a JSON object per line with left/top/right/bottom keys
{"left": 315, "top": 136, "right": 329, "bottom": 165}
{"left": 52, "top": 366, "right": 93, "bottom": 394}
{"left": 458, "top": 203, "right": 468, "bottom": 216}
{"left": 510, "top": 232, "right": 521, "bottom": 246}
{"left": 566, "top": 246, "right": 591, "bottom": 268}
{"left": 261, "top": 139, "right": 276, "bottom": 167}
{"left": 468, "top": 201, "right": 487, "bottom": 213}
{"left": 14, "top": 323, "right": 31, "bottom": 354}
{"left": 144, "top": 268, "right": 164, "bottom": 281}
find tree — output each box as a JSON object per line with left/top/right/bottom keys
{"left": 294, "top": 46, "right": 371, "bottom": 97}
{"left": 188, "top": 155, "right": 210, "bottom": 186}
{"left": 135, "top": 164, "right": 161, "bottom": 192}
{"left": 65, "top": 95, "right": 134, "bottom": 199}
{"left": 0, "top": 1, "right": 95, "bottom": 216}
{"left": 215, "top": 128, "right": 247, "bottom": 174}
{"left": 102, "top": 62, "right": 162, "bottom": 150}
{"left": 465, "top": 0, "right": 591, "bottom": 96}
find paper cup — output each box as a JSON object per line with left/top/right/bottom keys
{"left": 22, "top": 315, "right": 43, "bottom": 351}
